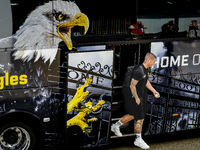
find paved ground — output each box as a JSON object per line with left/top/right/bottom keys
{"left": 89, "top": 129, "right": 200, "bottom": 150}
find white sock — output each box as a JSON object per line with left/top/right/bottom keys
{"left": 114, "top": 119, "right": 123, "bottom": 127}
{"left": 136, "top": 133, "right": 142, "bottom": 140}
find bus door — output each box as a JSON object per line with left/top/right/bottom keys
{"left": 66, "top": 49, "right": 114, "bottom": 149}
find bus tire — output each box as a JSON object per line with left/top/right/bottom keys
{"left": 0, "top": 121, "right": 38, "bottom": 150}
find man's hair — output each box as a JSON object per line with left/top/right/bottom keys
{"left": 145, "top": 52, "right": 156, "bottom": 60}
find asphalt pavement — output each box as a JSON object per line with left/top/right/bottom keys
{"left": 89, "top": 129, "right": 200, "bottom": 150}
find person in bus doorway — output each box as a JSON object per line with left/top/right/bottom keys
{"left": 188, "top": 20, "right": 199, "bottom": 37}
{"left": 129, "top": 21, "right": 147, "bottom": 39}
{"left": 111, "top": 52, "right": 160, "bottom": 149}
{"left": 161, "top": 20, "right": 179, "bottom": 38}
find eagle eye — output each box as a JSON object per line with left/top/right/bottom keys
{"left": 52, "top": 10, "right": 69, "bottom": 21}
{"left": 56, "top": 13, "right": 68, "bottom": 21}
{"left": 58, "top": 14, "right": 64, "bottom": 20}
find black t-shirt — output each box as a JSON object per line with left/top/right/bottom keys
{"left": 130, "top": 64, "right": 149, "bottom": 99}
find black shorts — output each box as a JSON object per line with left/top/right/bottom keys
{"left": 122, "top": 87, "right": 145, "bottom": 120}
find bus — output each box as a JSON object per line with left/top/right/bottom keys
{"left": 0, "top": 0, "right": 200, "bottom": 149}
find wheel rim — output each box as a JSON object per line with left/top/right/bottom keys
{"left": 0, "top": 126, "right": 30, "bottom": 150}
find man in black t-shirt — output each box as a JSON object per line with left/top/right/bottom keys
{"left": 111, "top": 53, "right": 160, "bottom": 149}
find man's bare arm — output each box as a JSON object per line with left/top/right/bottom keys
{"left": 146, "top": 80, "right": 156, "bottom": 93}
{"left": 130, "top": 78, "right": 140, "bottom": 104}
{"left": 146, "top": 80, "right": 160, "bottom": 98}
{"left": 130, "top": 78, "right": 138, "bottom": 99}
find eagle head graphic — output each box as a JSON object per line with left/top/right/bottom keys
{"left": 11, "top": 0, "right": 89, "bottom": 65}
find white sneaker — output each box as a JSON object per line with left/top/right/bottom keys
{"left": 111, "top": 124, "right": 122, "bottom": 136}
{"left": 134, "top": 138, "right": 150, "bottom": 149}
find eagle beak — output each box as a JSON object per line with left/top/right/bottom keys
{"left": 57, "top": 13, "right": 89, "bottom": 50}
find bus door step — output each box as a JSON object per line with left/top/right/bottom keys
{"left": 111, "top": 133, "right": 136, "bottom": 138}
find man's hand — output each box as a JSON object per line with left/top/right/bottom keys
{"left": 135, "top": 97, "right": 140, "bottom": 105}
{"left": 146, "top": 80, "right": 160, "bottom": 98}
{"left": 153, "top": 91, "right": 160, "bottom": 98}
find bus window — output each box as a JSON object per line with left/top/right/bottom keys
{"left": 0, "top": 0, "right": 12, "bottom": 38}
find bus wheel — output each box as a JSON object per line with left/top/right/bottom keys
{"left": 0, "top": 122, "right": 37, "bottom": 150}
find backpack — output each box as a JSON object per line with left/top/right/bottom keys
{"left": 123, "top": 65, "right": 144, "bottom": 87}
